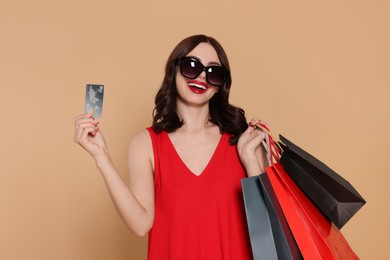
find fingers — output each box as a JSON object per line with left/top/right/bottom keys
{"left": 250, "top": 127, "right": 266, "bottom": 143}
{"left": 249, "top": 118, "right": 259, "bottom": 126}
{"left": 74, "top": 113, "right": 92, "bottom": 125}
{"left": 75, "top": 123, "right": 99, "bottom": 143}
{"left": 74, "top": 114, "right": 99, "bottom": 126}
{"left": 74, "top": 114, "right": 100, "bottom": 143}
{"left": 249, "top": 117, "right": 269, "bottom": 129}
{"left": 241, "top": 124, "right": 266, "bottom": 146}
{"left": 244, "top": 117, "right": 268, "bottom": 146}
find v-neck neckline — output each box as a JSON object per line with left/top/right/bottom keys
{"left": 164, "top": 131, "right": 225, "bottom": 177}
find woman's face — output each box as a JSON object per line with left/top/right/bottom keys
{"left": 175, "top": 42, "right": 221, "bottom": 107}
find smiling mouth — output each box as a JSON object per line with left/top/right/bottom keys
{"left": 188, "top": 82, "right": 208, "bottom": 90}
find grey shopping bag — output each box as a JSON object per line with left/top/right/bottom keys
{"left": 241, "top": 173, "right": 302, "bottom": 260}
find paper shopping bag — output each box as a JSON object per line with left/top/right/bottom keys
{"left": 279, "top": 135, "right": 366, "bottom": 229}
{"left": 266, "top": 163, "right": 359, "bottom": 260}
{"left": 242, "top": 174, "right": 302, "bottom": 260}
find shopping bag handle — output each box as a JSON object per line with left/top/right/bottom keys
{"left": 255, "top": 123, "right": 279, "bottom": 144}
{"left": 255, "top": 123, "right": 286, "bottom": 155}
{"left": 255, "top": 122, "right": 283, "bottom": 165}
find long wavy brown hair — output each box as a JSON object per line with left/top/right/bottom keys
{"left": 152, "top": 34, "right": 247, "bottom": 144}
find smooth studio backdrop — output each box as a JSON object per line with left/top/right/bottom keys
{"left": 1, "top": 1, "right": 389, "bottom": 259}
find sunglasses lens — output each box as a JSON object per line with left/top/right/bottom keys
{"left": 206, "top": 66, "right": 228, "bottom": 86}
{"left": 180, "top": 58, "right": 202, "bottom": 79}
{"left": 180, "top": 57, "right": 228, "bottom": 86}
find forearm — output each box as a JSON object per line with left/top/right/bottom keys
{"left": 95, "top": 155, "right": 153, "bottom": 236}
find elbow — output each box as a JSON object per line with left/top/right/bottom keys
{"left": 134, "top": 230, "right": 148, "bottom": 238}
{"left": 131, "top": 218, "right": 153, "bottom": 237}
{"left": 133, "top": 223, "right": 152, "bottom": 237}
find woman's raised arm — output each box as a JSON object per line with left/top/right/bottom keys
{"left": 74, "top": 114, "right": 154, "bottom": 237}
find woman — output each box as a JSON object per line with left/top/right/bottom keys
{"left": 74, "top": 35, "right": 267, "bottom": 259}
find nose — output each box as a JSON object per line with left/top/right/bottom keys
{"left": 198, "top": 70, "right": 206, "bottom": 80}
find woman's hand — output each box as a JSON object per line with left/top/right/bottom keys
{"left": 237, "top": 118, "right": 268, "bottom": 177}
{"left": 73, "top": 114, "right": 109, "bottom": 161}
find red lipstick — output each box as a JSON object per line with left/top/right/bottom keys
{"left": 187, "top": 80, "right": 210, "bottom": 94}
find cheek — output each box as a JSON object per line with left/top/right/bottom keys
{"left": 209, "top": 87, "right": 219, "bottom": 96}
{"left": 175, "top": 71, "right": 188, "bottom": 88}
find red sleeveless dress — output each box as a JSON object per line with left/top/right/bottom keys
{"left": 147, "top": 127, "right": 252, "bottom": 260}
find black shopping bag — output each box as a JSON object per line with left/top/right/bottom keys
{"left": 279, "top": 135, "right": 366, "bottom": 229}
{"left": 241, "top": 173, "right": 302, "bottom": 260}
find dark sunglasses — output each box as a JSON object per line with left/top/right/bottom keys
{"left": 179, "top": 56, "right": 229, "bottom": 86}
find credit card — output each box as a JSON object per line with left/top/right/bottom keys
{"left": 84, "top": 84, "right": 104, "bottom": 118}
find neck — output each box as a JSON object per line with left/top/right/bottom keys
{"left": 176, "top": 101, "right": 213, "bottom": 132}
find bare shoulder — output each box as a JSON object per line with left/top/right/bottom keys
{"left": 128, "top": 128, "right": 153, "bottom": 155}
{"left": 128, "top": 128, "right": 154, "bottom": 170}
{"left": 129, "top": 129, "right": 152, "bottom": 147}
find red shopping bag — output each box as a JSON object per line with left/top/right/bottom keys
{"left": 266, "top": 163, "right": 359, "bottom": 260}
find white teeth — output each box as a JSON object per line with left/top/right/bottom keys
{"left": 188, "top": 83, "right": 207, "bottom": 90}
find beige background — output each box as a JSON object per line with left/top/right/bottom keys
{"left": 1, "top": 0, "right": 389, "bottom": 259}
